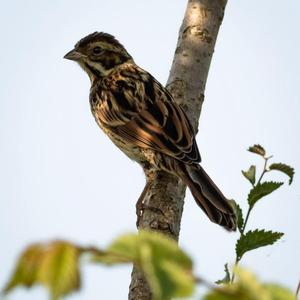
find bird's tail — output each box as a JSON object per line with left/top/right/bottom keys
{"left": 174, "top": 162, "right": 236, "bottom": 231}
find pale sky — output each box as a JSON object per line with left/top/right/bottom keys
{"left": 0, "top": 1, "right": 299, "bottom": 299}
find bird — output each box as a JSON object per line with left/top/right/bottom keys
{"left": 64, "top": 32, "right": 236, "bottom": 231}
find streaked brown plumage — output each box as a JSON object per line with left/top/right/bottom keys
{"left": 64, "top": 32, "right": 236, "bottom": 230}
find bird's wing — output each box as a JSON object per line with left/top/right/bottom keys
{"left": 92, "top": 66, "right": 201, "bottom": 164}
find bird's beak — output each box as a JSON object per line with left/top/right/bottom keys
{"left": 63, "top": 49, "right": 85, "bottom": 61}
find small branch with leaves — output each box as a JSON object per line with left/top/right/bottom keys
{"left": 217, "top": 144, "right": 294, "bottom": 284}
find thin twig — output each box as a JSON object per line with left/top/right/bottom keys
{"left": 231, "top": 155, "right": 271, "bottom": 283}
{"left": 195, "top": 275, "right": 237, "bottom": 297}
{"left": 194, "top": 276, "right": 217, "bottom": 290}
{"left": 257, "top": 155, "right": 272, "bottom": 185}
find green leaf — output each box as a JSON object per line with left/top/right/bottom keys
{"left": 242, "top": 165, "right": 256, "bottom": 185}
{"left": 93, "top": 230, "right": 194, "bottom": 300}
{"left": 236, "top": 230, "right": 284, "bottom": 261}
{"left": 264, "top": 284, "right": 296, "bottom": 300}
{"left": 269, "top": 163, "right": 295, "bottom": 185}
{"left": 4, "top": 241, "right": 81, "bottom": 300}
{"left": 248, "top": 181, "right": 283, "bottom": 208}
{"left": 215, "top": 263, "right": 231, "bottom": 285}
{"left": 229, "top": 200, "right": 244, "bottom": 233}
{"left": 248, "top": 144, "right": 266, "bottom": 157}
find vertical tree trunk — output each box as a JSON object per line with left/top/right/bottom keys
{"left": 128, "top": 0, "right": 228, "bottom": 299}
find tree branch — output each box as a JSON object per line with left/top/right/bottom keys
{"left": 128, "top": 0, "right": 228, "bottom": 299}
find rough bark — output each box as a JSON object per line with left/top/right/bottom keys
{"left": 128, "top": 0, "right": 228, "bottom": 299}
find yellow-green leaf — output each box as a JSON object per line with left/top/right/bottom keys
{"left": 235, "top": 268, "right": 272, "bottom": 300}
{"left": 92, "top": 235, "right": 136, "bottom": 265}
{"left": 269, "top": 163, "right": 295, "bottom": 185}
{"left": 205, "top": 268, "right": 294, "bottom": 300}
{"left": 37, "top": 241, "right": 81, "bottom": 300}
{"left": 4, "top": 244, "right": 44, "bottom": 293}
{"left": 248, "top": 181, "right": 283, "bottom": 208}
{"left": 93, "top": 231, "right": 194, "bottom": 300}
{"left": 204, "top": 269, "right": 270, "bottom": 300}
{"left": 4, "top": 241, "right": 81, "bottom": 300}
{"left": 264, "top": 284, "right": 296, "bottom": 300}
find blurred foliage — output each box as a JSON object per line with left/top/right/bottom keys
{"left": 3, "top": 231, "right": 194, "bottom": 300}
{"left": 2, "top": 232, "right": 296, "bottom": 300}
{"left": 204, "top": 268, "right": 295, "bottom": 300}
{"left": 93, "top": 231, "right": 195, "bottom": 300}
{"left": 2, "top": 145, "right": 296, "bottom": 300}
{"left": 217, "top": 144, "right": 294, "bottom": 284}
{"left": 3, "top": 241, "right": 80, "bottom": 300}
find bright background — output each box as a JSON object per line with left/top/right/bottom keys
{"left": 0, "top": 1, "right": 299, "bottom": 299}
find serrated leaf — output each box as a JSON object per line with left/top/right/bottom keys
{"left": 248, "top": 144, "right": 266, "bottom": 157}
{"left": 93, "top": 230, "right": 194, "bottom": 300}
{"left": 248, "top": 181, "right": 283, "bottom": 208}
{"left": 236, "top": 230, "right": 284, "bottom": 261}
{"left": 229, "top": 200, "right": 244, "bottom": 233}
{"left": 4, "top": 241, "right": 81, "bottom": 300}
{"left": 242, "top": 165, "right": 256, "bottom": 185}
{"left": 269, "top": 163, "right": 295, "bottom": 185}
{"left": 215, "top": 263, "right": 231, "bottom": 285}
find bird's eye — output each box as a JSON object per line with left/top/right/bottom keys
{"left": 93, "top": 46, "right": 103, "bottom": 55}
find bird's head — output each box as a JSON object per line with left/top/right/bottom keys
{"left": 64, "top": 32, "right": 132, "bottom": 81}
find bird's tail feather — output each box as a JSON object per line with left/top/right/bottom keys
{"left": 175, "top": 162, "right": 236, "bottom": 231}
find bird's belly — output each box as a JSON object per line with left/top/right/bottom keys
{"left": 97, "top": 122, "right": 159, "bottom": 168}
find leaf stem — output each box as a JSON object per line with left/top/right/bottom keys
{"left": 231, "top": 155, "right": 271, "bottom": 283}
{"left": 257, "top": 156, "right": 272, "bottom": 185}
{"left": 231, "top": 205, "right": 253, "bottom": 283}
{"left": 241, "top": 207, "right": 252, "bottom": 235}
